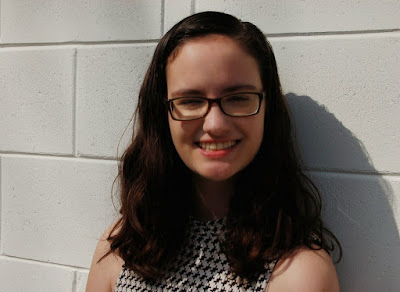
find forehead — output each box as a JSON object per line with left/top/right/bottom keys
{"left": 166, "top": 34, "right": 262, "bottom": 96}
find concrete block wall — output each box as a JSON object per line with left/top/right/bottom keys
{"left": 0, "top": 1, "right": 398, "bottom": 291}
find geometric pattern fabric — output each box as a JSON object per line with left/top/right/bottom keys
{"left": 114, "top": 217, "right": 276, "bottom": 291}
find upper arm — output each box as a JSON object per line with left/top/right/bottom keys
{"left": 86, "top": 222, "right": 124, "bottom": 292}
{"left": 266, "top": 248, "right": 339, "bottom": 292}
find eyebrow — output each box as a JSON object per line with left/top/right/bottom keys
{"left": 170, "top": 84, "right": 259, "bottom": 97}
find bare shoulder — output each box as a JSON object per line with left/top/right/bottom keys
{"left": 86, "top": 220, "right": 124, "bottom": 292}
{"left": 266, "top": 247, "right": 339, "bottom": 292}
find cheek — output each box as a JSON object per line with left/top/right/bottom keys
{"left": 253, "top": 122, "right": 265, "bottom": 152}
{"left": 250, "top": 112, "right": 266, "bottom": 153}
{"left": 257, "top": 104, "right": 266, "bottom": 140}
{"left": 168, "top": 117, "right": 181, "bottom": 148}
{"left": 168, "top": 117, "right": 197, "bottom": 152}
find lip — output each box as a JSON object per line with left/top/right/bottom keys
{"left": 195, "top": 140, "right": 239, "bottom": 158}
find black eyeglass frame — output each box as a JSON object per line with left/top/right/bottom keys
{"left": 165, "top": 91, "right": 266, "bottom": 121}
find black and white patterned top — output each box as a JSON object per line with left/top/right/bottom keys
{"left": 114, "top": 217, "right": 276, "bottom": 291}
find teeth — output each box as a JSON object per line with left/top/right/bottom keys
{"left": 199, "top": 141, "right": 236, "bottom": 151}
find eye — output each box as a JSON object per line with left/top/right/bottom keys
{"left": 174, "top": 97, "right": 206, "bottom": 108}
{"left": 224, "top": 94, "right": 251, "bottom": 103}
{"left": 176, "top": 98, "right": 203, "bottom": 105}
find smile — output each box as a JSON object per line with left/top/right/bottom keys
{"left": 198, "top": 140, "right": 237, "bottom": 151}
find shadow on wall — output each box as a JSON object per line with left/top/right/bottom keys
{"left": 286, "top": 93, "right": 400, "bottom": 291}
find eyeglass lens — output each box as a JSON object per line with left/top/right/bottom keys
{"left": 170, "top": 93, "right": 261, "bottom": 120}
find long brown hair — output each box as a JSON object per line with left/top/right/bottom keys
{"left": 105, "top": 11, "right": 341, "bottom": 281}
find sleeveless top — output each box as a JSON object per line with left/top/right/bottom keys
{"left": 114, "top": 217, "right": 276, "bottom": 291}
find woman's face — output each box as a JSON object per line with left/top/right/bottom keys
{"left": 166, "top": 34, "right": 265, "bottom": 182}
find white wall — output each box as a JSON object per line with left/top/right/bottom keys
{"left": 0, "top": 1, "right": 399, "bottom": 291}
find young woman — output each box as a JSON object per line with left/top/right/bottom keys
{"left": 87, "top": 11, "right": 341, "bottom": 291}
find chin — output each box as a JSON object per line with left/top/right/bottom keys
{"left": 195, "top": 168, "right": 237, "bottom": 182}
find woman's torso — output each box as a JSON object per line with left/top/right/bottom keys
{"left": 114, "top": 217, "right": 276, "bottom": 291}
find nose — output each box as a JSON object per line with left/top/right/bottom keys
{"left": 202, "top": 103, "right": 231, "bottom": 136}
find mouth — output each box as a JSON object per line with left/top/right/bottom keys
{"left": 197, "top": 140, "right": 238, "bottom": 151}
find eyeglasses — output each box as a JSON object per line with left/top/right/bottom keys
{"left": 166, "top": 92, "right": 265, "bottom": 121}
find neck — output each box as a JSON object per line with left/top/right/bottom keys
{"left": 192, "top": 175, "right": 235, "bottom": 221}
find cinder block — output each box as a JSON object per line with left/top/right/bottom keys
{"left": 0, "top": 257, "right": 75, "bottom": 292}
{"left": 0, "top": 156, "right": 2, "bottom": 254}
{"left": 310, "top": 172, "right": 400, "bottom": 291}
{"left": 0, "top": 48, "right": 74, "bottom": 155}
{"left": 196, "top": 0, "right": 400, "bottom": 33}
{"left": 76, "top": 270, "right": 89, "bottom": 292}
{"left": 1, "top": 0, "right": 162, "bottom": 43}
{"left": 269, "top": 33, "right": 400, "bottom": 173}
{"left": 164, "top": 0, "right": 192, "bottom": 33}
{"left": 76, "top": 45, "right": 155, "bottom": 158}
{"left": 1, "top": 156, "right": 118, "bottom": 268}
